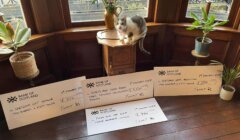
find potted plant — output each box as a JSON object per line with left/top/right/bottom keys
{"left": 220, "top": 64, "right": 240, "bottom": 101}
{"left": 0, "top": 20, "right": 39, "bottom": 80}
{"left": 91, "top": 0, "right": 122, "bottom": 29}
{"left": 187, "top": 7, "right": 228, "bottom": 56}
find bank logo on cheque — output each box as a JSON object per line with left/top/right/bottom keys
{"left": 7, "top": 96, "right": 18, "bottom": 103}
{"left": 91, "top": 110, "right": 99, "bottom": 115}
{"left": 86, "top": 83, "right": 95, "bottom": 88}
{"left": 158, "top": 71, "right": 166, "bottom": 76}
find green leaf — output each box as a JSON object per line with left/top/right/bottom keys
{"left": 207, "top": 15, "right": 215, "bottom": 26}
{"left": 213, "top": 20, "right": 228, "bottom": 27}
{"left": 91, "top": 0, "right": 97, "bottom": 4}
{"left": 14, "top": 20, "right": 22, "bottom": 40}
{"left": 0, "top": 48, "right": 14, "bottom": 54}
{"left": 0, "top": 43, "right": 13, "bottom": 48}
{"left": 0, "top": 22, "right": 11, "bottom": 42}
{"left": 192, "top": 21, "right": 200, "bottom": 26}
{"left": 190, "top": 12, "right": 200, "bottom": 21}
{"left": 6, "top": 23, "right": 14, "bottom": 39}
{"left": 187, "top": 26, "right": 196, "bottom": 30}
{"left": 14, "top": 28, "right": 31, "bottom": 47}
{"left": 210, "top": 60, "right": 222, "bottom": 65}
{"left": 201, "top": 7, "right": 208, "bottom": 21}
{"left": 187, "top": 26, "right": 197, "bottom": 30}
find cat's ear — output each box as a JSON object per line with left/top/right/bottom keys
{"left": 122, "top": 15, "right": 127, "bottom": 21}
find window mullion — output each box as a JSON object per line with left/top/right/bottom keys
{"left": 205, "top": 2, "right": 211, "bottom": 15}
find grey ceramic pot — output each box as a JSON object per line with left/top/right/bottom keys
{"left": 195, "top": 37, "right": 212, "bottom": 56}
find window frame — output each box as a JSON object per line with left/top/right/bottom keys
{"left": 20, "top": 0, "right": 37, "bottom": 34}
{"left": 0, "top": 0, "right": 37, "bottom": 34}
{"left": 61, "top": 0, "right": 156, "bottom": 28}
{"left": 179, "top": 0, "right": 240, "bottom": 28}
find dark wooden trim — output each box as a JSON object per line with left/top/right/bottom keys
{"left": 179, "top": 0, "right": 189, "bottom": 23}
{"left": 20, "top": 0, "right": 37, "bottom": 34}
{"left": 0, "top": 33, "right": 54, "bottom": 62}
{"left": 167, "top": 23, "right": 240, "bottom": 34}
{"left": 233, "top": 5, "right": 240, "bottom": 29}
{"left": 205, "top": 2, "right": 211, "bottom": 15}
{"left": 61, "top": 0, "right": 72, "bottom": 28}
{"left": 227, "top": 0, "right": 240, "bottom": 27}
{"left": 30, "top": 0, "right": 53, "bottom": 33}
{"left": 59, "top": 23, "right": 162, "bottom": 41}
{"left": 146, "top": 0, "right": 156, "bottom": 22}
{"left": 60, "top": 0, "right": 156, "bottom": 28}
{"left": 47, "top": 0, "right": 66, "bottom": 31}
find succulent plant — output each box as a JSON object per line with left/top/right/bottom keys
{"left": 0, "top": 20, "right": 31, "bottom": 54}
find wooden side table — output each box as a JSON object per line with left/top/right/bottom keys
{"left": 97, "top": 30, "right": 136, "bottom": 76}
{"left": 191, "top": 50, "right": 210, "bottom": 65}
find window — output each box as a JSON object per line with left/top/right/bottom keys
{"left": 68, "top": 0, "right": 150, "bottom": 23}
{"left": 180, "top": 0, "right": 240, "bottom": 27}
{"left": 0, "top": 0, "right": 25, "bottom": 23}
{"left": 208, "top": 0, "right": 233, "bottom": 21}
{"left": 186, "top": 0, "right": 233, "bottom": 21}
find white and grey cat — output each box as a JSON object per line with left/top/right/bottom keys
{"left": 115, "top": 15, "right": 150, "bottom": 55}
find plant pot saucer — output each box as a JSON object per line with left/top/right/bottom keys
{"left": 191, "top": 50, "right": 210, "bottom": 58}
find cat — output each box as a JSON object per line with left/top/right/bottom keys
{"left": 115, "top": 15, "right": 151, "bottom": 55}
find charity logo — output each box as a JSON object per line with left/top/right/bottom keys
{"left": 91, "top": 110, "right": 99, "bottom": 115}
{"left": 86, "top": 83, "right": 95, "bottom": 88}
{"left": 7, "top": 96, "right": 18, "bottom": 103}
{"left": 158, "top": 71, "right": 166, "bottom": 76}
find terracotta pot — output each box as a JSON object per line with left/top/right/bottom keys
{"left": 9, "top": 51, "right": 39, "bottom": 80}
{"left": 219, "top": 85, "right": 236, "bottom": 101}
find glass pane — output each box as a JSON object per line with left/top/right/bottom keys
{"left": 186, "top": 0, "right": 233, "bottom": 21}
{"left": 186, "top": 0, "right": 208, "bottom": 19}
{"left": 208, "top": 0, "right": 233, "bottom": 21}
{"left": 68, "top": 0, "right": 149, "bottom": 23}
{"left": 0, "top": 0, "right": 25, "bottom": 23}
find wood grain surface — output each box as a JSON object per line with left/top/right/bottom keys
{"left": 1, "top": 95, "right": 240, "bottom": 140}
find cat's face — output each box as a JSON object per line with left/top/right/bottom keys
{"left": 116, "top": 16, "right": 127, "bottom": 32}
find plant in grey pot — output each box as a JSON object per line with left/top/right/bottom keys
{"left": 187, "top": 7, "right": 228, "bottom": 56}
{"left": 0, "top": 20, "right": 39, "bottom": 80}
{"left": 220, "top": 64, "right": 240, "bottom": 101}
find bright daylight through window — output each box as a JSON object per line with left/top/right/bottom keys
{"left": 68, "top": 0, "right": 149, "bottom": 22}
{"left": 186, "top": 0, "right": 233, "bottom": 21}
{"left": 0, "top": 0, "right": 25, "bottom": 23}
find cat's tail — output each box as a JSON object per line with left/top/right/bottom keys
{"left": 138, "top": 38, "right": 151, "bottom": 55}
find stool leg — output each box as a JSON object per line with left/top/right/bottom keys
{"left": 195, "top": 58, "right": 200, "bottom": 66}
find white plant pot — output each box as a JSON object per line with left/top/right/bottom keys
{"left": 219, "top": 85, "right": 236, "bottom": 101}
{"left": 9, "top": 51, "right": 39, "bottom": 80}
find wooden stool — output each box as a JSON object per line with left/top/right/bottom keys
{"left": 97, "top": 30, "right": 136, "bottom": 76}
{"left": 191, "top": 50, "right": 210, "bottom": 65}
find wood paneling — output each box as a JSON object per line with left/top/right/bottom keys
{"left": 64, "top": 40, "right": 103, "bottom": 78}
{"left": 29, "top": 0, "right": 65, "bottom": 33}
{"left": 30, "top": 0, "right": 53, "bottom": 33}
{"left": 154, "top": 0, "right": 182, "bottom": 23}
{"left": 20, "top": 0, "right": 37, "bottom": 34}
{"left": 47, "top": 0, "right": 66, "bottom": 31}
